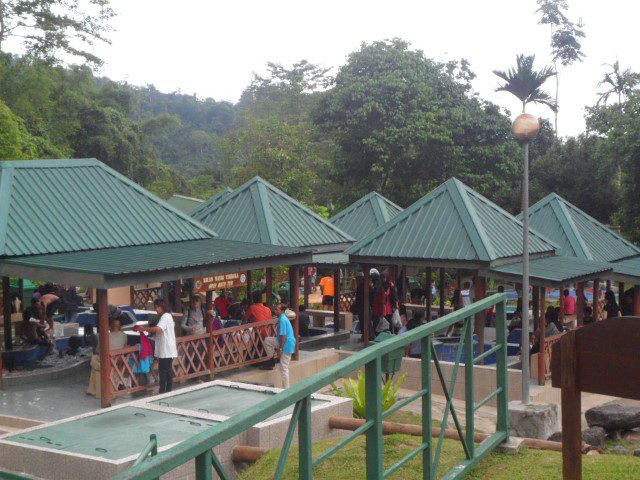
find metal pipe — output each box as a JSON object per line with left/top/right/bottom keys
{"left": 521, "top": 142, "right": 531, "bottom": 404}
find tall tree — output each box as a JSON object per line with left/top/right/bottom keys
{"left": 494, "top": 54, "right": 557, "bottom": 113}
{"left": 0, "top": 0, "right": 115, "bottom": 65}
{"left": 597, "top": 61, "right": 640, "bottom": 105}
{"left": 536, "top": 0, "right": 585, "bottom": 133}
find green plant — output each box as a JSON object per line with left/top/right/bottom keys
{"left": 330, "top": 372, "right": 407, "bottom": 418}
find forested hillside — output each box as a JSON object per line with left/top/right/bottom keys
{"left": 0, "top": 41, "right": 637, "bottom": 239}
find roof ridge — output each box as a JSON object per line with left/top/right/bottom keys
{"left": 190, "top": 187, "right": 233, "bottom": 219}
{"left": 329, "top": 193, "right": 372, "bottom": 223}
{"left": 254, "top": 181, "right": 278, "bottom": 244}
{"left": 0, "top": 166, "right": 15, "bottom": 255}
{"left": 0, "top": 158, "right": 101, "bottom": 169}
{"left": 550, "top": 197, "right": 592, "bottom": 259}
{"left": 446, "top": 178, "right": 494, "bottom": 260}
{"left": 370, "top": 193, "right": 389, "bottom": 226}
{"left": 171, "top": 194, "right": 204, "bottom": 202}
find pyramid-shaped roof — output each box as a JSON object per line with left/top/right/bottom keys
{"left": 166, "top": 194, "right": 204, "bottom": 213}
{"left": 346, "top": 178, "right": 556, "bottom": 266}
{"left": 523, "top": 193, "right": 640, "bottom": 262}
{"left": 189, "top": 187, "right": 233, "bottom": 219}
{"left": 191, "top": 177, "right": 353, "bottom": 250}
{"left": 0, "top": 159, "right": 215, "bottom": 257}
{"left": 330, "top": 192, "right": 403, "bottom": 240}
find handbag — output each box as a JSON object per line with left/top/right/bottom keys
{"left": 391, "top": 309, "right": 402, "bottom": 329}
{"left": 376, "top": 316, "right": 390, "bottom": 333}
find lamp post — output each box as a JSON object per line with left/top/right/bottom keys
{"left": 513, "top": 113, "right": 540, "bottom": 405}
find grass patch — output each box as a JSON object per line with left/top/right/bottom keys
{"left": 239, "top": 434, "right": 640, "bottom": 480}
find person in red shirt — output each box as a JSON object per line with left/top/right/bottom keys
{"left": 243, "top": 291, "right": 273, "bottom": 324}
{"left": 563, "top": 289, "right": 576, "bottom": 316}
{"left": 214, "top": 291, "right": 231, "bottom": 319}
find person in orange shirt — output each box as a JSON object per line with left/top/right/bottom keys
{"left": 243, "top": 291, "right": 273, "bottom": 324}
{"left": 319, "top": 273, "right": 335, "bottom": 311}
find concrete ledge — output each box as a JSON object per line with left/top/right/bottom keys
{"left": 2, "top": 358, "right": 90, "bottom": 387}
{"left": 497, "top": 436, "right": 524, "bottom": 454}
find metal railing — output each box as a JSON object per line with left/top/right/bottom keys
{"left": 113, "top": 293, "right": 509, "bottom": 480}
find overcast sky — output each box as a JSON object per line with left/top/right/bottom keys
{"left": 88, "top": 0, "right": 637, "bottom": 137}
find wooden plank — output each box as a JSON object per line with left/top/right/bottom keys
{"left": 634, "top": 285, "right": 640, "bottom": 316}
{"left": 560, "top": 332, "right": 581, "bottom": 480}
{"left": 97, "top": 289, "right": 111, "bottom": 408}
{"left": 2, "top": 277, "right": 12, "bottom": 350}
{"left": 438, "top": 267, "right": 446, "bottom": 318}
{"left": 266, "top": 267, "right": 273, "bottom": 308}
{"left": 425, "top": 267, "right": 433, "bottom": 322}
{"left": 538, "top": 287, "right": 546, "bottom": 385}
{"left": 291, "top": 266, "right": 300, "bottom": 359}
{"left": 333, "top": 268, "right": 341, "bottom": 333}
{"left": 363, "top": 266, "right": 371, "bottom": 346}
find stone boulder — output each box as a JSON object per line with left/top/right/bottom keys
{"left": 509, "top": 401, "right": 559, "bottom": 440}
{"left": 547, "top": 426, "right": 606, "bottom": 449}
{"left": 586, "top": 404, "right": 640, "bottom": 431}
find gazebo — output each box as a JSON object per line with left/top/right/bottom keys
{"left": 190, "top": 176, "right": 354, "bottom": 331}
{"left": 329, "top": 191, "right": 403, "bottom": 241}
{"left": 0, "top": 159, "right": 312, "bottom": 407}
{"left": 521, "top": 193, "right": 640, "bottom": 322}
{"left": 346, "top": 177, "right": 557, "bottom": 348}
{"left": 188, "top": 187, "right": 233, "bottom": 219}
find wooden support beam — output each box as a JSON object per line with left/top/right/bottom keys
{"left": 456, "top": 269, "right": 462, "bottom": 290}
{"left": 290, "top": 266, "right": 300, "bottom": 359}
{"left": 618, "top": 282, "right": 625, "bottom": 304}
{"left": 97, "top": 288, "right": 111, "bottom": 408}
{"left": 129, "top": 286, "right": 135, "bottom": 309}
{"left": 333, "top": 268, "right": 341, "bottom": 333}
{"left": 2, "top": 277, "right": 12, "bottom": 351}
{"left": 425, "top": 267, "right": 433, "bottom": 322}
{"left": 474, "top": 273, "right": 487, "bottom": 358}
{"left": 634, "top": 285, "right": 640, "bottom": 317}
{"left": 246, "top": 270, "right": 253, "bottom": 300}
{"left": 438, "top": 267, "right": 446, "bottom": 318}
{"left": 266, "top": 267, "right": 274, "bottom": 308}
{"left": 538, "top": 287, "right": 547, "bottom": 385}
{"left": 558, "top": 287, "right": 565, "bottom": 325}
{"left": 18, "top": 279, "right": 24, "bottom": 313}
{"left": 576, "top": 283, "right": 585, "bottom": 326}
{"left": 363, "top": 266, "right": 371, "bottom": 346}
{"left": 303, "top": 266, "right": 310, "bottom": 308}
{"left": 172, "top": 280, "right": 181, "bottom": 312}
{"left": 532, "top": 286, "right": 540, "bottom": 331}
{"left": 560, "top": 332, "right": 581, "bottom": 479}
{"left": 161, "top": 282, "right": 170, "bottom": 305}
{"left": 593, "top": 279, "right": 600, "bottom": 320}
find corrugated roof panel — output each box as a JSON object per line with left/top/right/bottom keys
{"left": 190, "top": 187, "right": 233, "bottom": 219}
{"left": 612, "top": 256, "right": 640, "bottom": 282}
{"left": 489, "top": 256, "right": 612, "bottom": 284}
{"left": 191, "top": 177, "right": 353, "bottom": 248}
{"left": 347, "top": 178, "right": 556, "bottom": 264}
{"left": 526, "top": 193, "right": 640, "bottom": 263}
{"left": 329, "top": 192, "right": 403, "bottom": 240}
{"left": 2, "top": 238, "right": 310, "bottom": 276}
{"left": 166, "top": 194, "right": 204, "bottom": 214}
{"left": 0, "top": 159, "right": 214, "bottom": 257}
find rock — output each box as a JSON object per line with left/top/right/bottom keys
{"left": 634, "top": 450, "right": 640, "bottom": 457}
{"left": 610, "top": 445, "right": 632, "bottom": 455}
{"left": 509, "top": 401, "right": 559, "bottom": 440}
{"left": 585, "top": 404, "right": 640, "bottom": 431}
{"left": 546, "top": 426, "right": 606, "bottom": 449}
{"left": 586, "top": 450, "right": 601, "bottom": 456}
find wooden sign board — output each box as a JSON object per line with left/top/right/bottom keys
{"left": 194, "top": 272, "right": 247, "bottom": 293}
{"left": 551, "top": 317, "right": 640, "bottom": 400}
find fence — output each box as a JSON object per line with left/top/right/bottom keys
{"left": 109, "top": 318, "right": 279, "bottom": 397}
{"left": 113, "top": 293, "right": 509, "bottom": 480}
{"left": 538, "top": 332, "right": 565, "bottom": 384}
{"left": 131, "top": 287, "right": 162, "bottom": 310}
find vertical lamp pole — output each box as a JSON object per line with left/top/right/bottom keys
{"left": 513, "top": 112, "right": 540, "bottom": 405}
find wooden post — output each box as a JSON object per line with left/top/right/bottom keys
{"left": 618, "top": 282, "right": 625, "bottom": 307}
{"left": 129, "top": 286, "right": 135, "bottom": 308}
{"left": 2, "top": 277, "right": 12, "bottom": 350}
{"left": 290, "top": 267, "right": 300, "bottom": 359}
{"left": 425, "top": 267, "right": 433, "bottom": 322}
{"left": 474, "top": 273, "right": 487, "bottom": 358}
{"left": 303, "top": 266, "right": 310, "bottom": 308}
{"left": 606, "top": 279, "right": 612, "bottom": 291}
{"left": 438, "top": 267, "right": 446, "bottom": 318}
{"left": 161, "top": 282, "right": 170, "bottom": 304}
{"left": 246, "top": 270, "right": 253, "bottom": 300}
{"left": 363, "top": 266, "right": 371, "bottom": 347}
{"left": 97, "top": 289, "right": 111, "bottom": 408}
{"left": 634, "top": 285, "right": 640, "bottom": 316}
{"left": 333, "top": 268, "right": 341, "bottom": 333}
{"left": 457, "top": 269, "right": 462, "bottom": 289}
{"left": 560, "top": 332, "right": 581, "bottom": 479}
{"left": 400, "top": 266, "right": 407, "bottom": 303}
{"left": 172, "top": 280, "right": 181, "bottom": 312}
{"left": 205, "top": 290, "right": 213, "bottom": 305}
{"left": 576, "top": 283, "right": 585, "bottom": 326}
{"left": 18, "top": 279, "right": 24, "bottom": 312}
{"left": 266, "top": 267, "right": 274, "bottom": 308}
{"left": 593, "top": 280, "right": 600, "bottom": 320}
{"left": 532, "top": 286, "right": 540, "bottom": 331}
{"left": 538, "top": 287, "right": 547, "bottom": 385}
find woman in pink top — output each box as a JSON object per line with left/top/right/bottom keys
{"left": 563, "top": 289, "right": 576, "bottom": 315}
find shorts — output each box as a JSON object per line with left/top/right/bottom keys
{"left": 322, "top": 295, "right": 334, "bottom": 306}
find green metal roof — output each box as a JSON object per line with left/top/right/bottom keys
{"left": 346, "top": 178, "right": 556, "bottom": 266}
{"left": 611, "top": 256, "right": 640, "bottom": 283}
{"left": 0, "top": 238, "right": 312, "bottom": 288}
{"left": 522, "top": 193, "right": 640, "bottom": 262}
{"left": 190, "top": 177, "right": 354, "bottom": 250}
{"left": 0, "top": 159, "right": 216, "bottom": 257}
{"left": 483, "top": 256, "right": 613, "bottom": 287}
{"left": 189, "top": 187, "right": 233, "bottom": 219}
{"left": 329, "top": 192, "right": 403, "bottom": 240}
{"left": 166, "top": 194, "right": 204, "bottom": 213}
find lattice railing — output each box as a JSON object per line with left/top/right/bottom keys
{"left": 211, "top": 319, "right": 279, "bottom": 372}
{"left": 132, "top": 287, "right": 162, "bottom": 310}
{"left": 542, "top": 332, "right": 565, "bottom": 382}
{"left": 339, "top": 291, "right": 355, "bottom": 312}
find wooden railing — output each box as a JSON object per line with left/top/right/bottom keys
{"left": 132, "top": 287, "right": 162, "bottom": 310}
{"left": 338, "top": 291, "right": 355, "bottom": 312}
{"left": 109, "top": 319, "right": 279, "bottom": 397}
{"left": 538, "top": 332, "right": 566, "bottom": 384}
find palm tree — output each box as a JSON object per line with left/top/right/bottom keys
{"left": 597, "top": 61, "right": 640, "bottom": 105}
{"left": 493, "top": 55, "right": 557, "bottom": 113}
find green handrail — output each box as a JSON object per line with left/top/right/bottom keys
{"left": 112, "top": 293, "right": 509, "bottom": 480}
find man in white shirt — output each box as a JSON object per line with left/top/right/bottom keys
{"left": 136, "top": 299, "right": 177, "bottom": 393}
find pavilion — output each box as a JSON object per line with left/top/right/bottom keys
{"left": 190, "top": 176, "right": 354, "bottom": 330}
{"left": 165, "top": 194, "right": 204, "bottom": 214}
{"left": 188, "top": 187, "right": 233, "bottom": 219}
{"left": 329, "top": 191, "right": 403, "bottom": 241}
{"left": 346, "top": 177, "right": 558, "bottom": 348}
{"left": 0, "top": 159, "right": 312, "bottom": 407}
